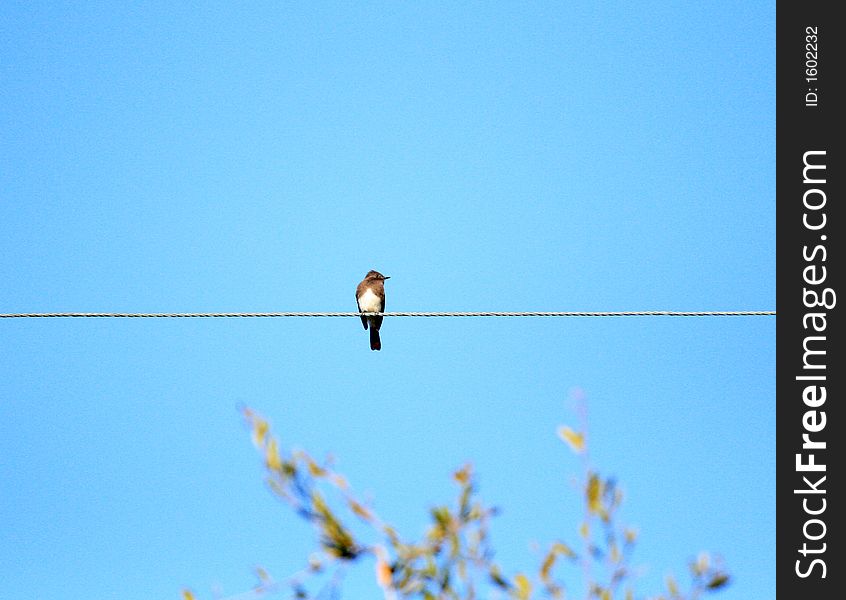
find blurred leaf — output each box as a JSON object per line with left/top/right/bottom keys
{"left": 454, "top": 464, "right": 472, "bottom": 485}
{"left": 251, "top": 417, "right": 269, "bottom": 447}
{"left": 580, "top": 521, "right": 590, "bottom": 539}
{"left": 312, "top": 492, "right": 359, "bottom": 559}
{"left": 265, "top": 439, "right": 282, "bottom": 471}
{"left": 458, "top": 486, "right": 472, "bottom": 521}
{"left": 331, "top": 474, "right": 349, "bottom": 490}
{"left": 182, "top": 590, "right": 195, "bottom": 600}
{"left": 692, "top": 551, "right": 710, "bottom": 576}
{"left": 707, "top": 573, "right": 730, "bottom": 589}
{"left": 348, "top": 499, "right": 373, "bottom": 522}
{"left": 382, "top": 525, "right": 400, "bottom": 545}
{"left": 490, "top": 565, "right": 510, "bottom": 590}
{"left": 540, "top": 542, "right": 577, "bottom": 582}
{"left": 557, "top": 425, "right": 585, "bottom": 453}
{"left": 376, "top": 557, "right": 393, "bottom": 588}
{"left": 549, "top": 585, "right": 563, "bottom": 599}
{"left": 307, "top": 457, "right": 327, "bottom": 478}
{"left": 666, "top": 575, "right": 679, "bottom": 597}
{"left": 431, "top": 506, "right": 452, "bottom": 529}
{"left": 609, "top": 542, "right": 620, "bottom": 564}
{"left": 255, "top": 566, "right": 271, "bottom": 584}
{"left": 587, "top": 474, "right": 602, "bottom": 515}
{"left": 513, "top": 573, "right": 531, "bottom": 600}
{"left": 555, "top": 541, "right": 576, "bottom": 558}
{"left": 540, "top": 551, "right": 556, "bottom": 583}
{"left": 308, "top": 554, "right": 323, "bottom": 572}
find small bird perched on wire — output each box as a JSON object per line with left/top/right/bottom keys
{"left": 355, "top": 270, "right": 390, "bottom": 351}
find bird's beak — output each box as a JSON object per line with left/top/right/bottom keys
{"left": 384, "top": 276, "right": 391, "bottom": 280}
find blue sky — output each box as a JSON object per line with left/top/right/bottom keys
{"left": 1, "top": 2, "right": 774, "bottom": 599}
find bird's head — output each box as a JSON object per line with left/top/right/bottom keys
{"left": 365, "top": 270, "right": 390, "bottom": 281}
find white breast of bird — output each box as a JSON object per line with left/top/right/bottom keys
{"left": 357, "top": 289, "right": 382, "bottom": 313}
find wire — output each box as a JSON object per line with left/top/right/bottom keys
{"left": 1, "top": 310, "right": 775, "bottom": 319}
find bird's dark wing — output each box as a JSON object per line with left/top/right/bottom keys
{"left": 373, "top": 295, "right": 383, "bottom": 330}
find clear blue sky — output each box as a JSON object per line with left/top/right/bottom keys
{"left": 1, "top": 3, "right": 774, "bottom": 599}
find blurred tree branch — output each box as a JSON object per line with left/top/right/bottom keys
{"left": 184, "top": 402, "right": 729, "bottom": 600}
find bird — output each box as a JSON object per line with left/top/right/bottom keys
{"left": 355, "top": 270, "right": 390, "bottom": 351}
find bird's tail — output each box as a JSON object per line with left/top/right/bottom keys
{"left": 369, "top": 327, "right": 381, "bottom": 351}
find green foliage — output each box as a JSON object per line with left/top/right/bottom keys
{"left": 183, "top": 406, "right": 730, "bottom": 600}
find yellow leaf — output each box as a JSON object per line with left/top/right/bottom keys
{"left": 311, "top": 491, "right": 330, "bottom": 516}
{"left": 514, "top": 573, "right": 532, "bottom": 600}
{"left": 557, "top": 426, "right": 585, "bottom": 453}
{"left": 579, "top": 521, "right": 590, "bottom": 539}
{"left": 541, "top": 541, "right": 577, "bottom": 581}
{"left": 540, "top": 551, "right": 556, "bottom": 582}
{"left": 307, "top": 458, "right": 327, "bottom": 478}
{"left": 265, "top": 439, "right": 282, "bottom": 471}
{"left": 252, "top": 418, "right": 269, "bottom": 447}
{"left": 586, "top": 474, "right": 602, "bottom": 514}
{"left": 454, "top": 464, "right": 472, "bottom": 484}
{"left": 624, "top": 528, "right": 638, "bottom": 544}
{"left": 348, "top": 499, "right": 373, "bottom": 522}
{"left": 182, "top": 591, "right": 195, "bottom": 600}
{"left": 555, "top": 542, "right": 575, "bottom": 558}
